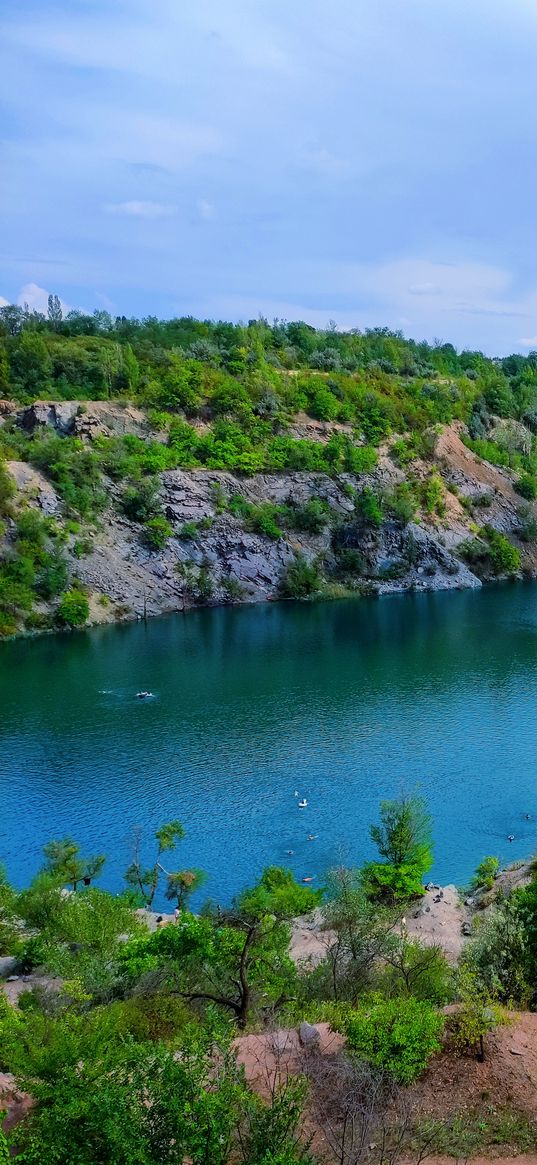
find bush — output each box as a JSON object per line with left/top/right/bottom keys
{"left": 356, "top": 486, "right": 383, "bottom": 528}
{"left": 121, "top": 477, "right": 161, "bottom": 522}
{"left": 57, "top": 590, "right": 89, "bottom": 627}
{"left": 515, "top": 472, "right": 537, "bottom": 500}
{"left": 461, "top": 900, "right": 529, "bottom": 1003}
{"left": 471, "top": 855, "right": 499, "bottom": 892}
{"left": 481, "top": 525, "right": 521, "bottom": 574}
{"left": 344, "top": 996, "right": 444, "bottom": 1083}
{"left": 143, "top": 516, "right": 172, "bottom": 550}
{"left": 280, "top": 555, "right": 321, "bottom": 599}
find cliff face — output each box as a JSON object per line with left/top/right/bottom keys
{"left": 2, "top": 403, "right": 534, "bottom": 633}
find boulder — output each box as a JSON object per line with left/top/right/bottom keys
{"left": 0, "top": 956, "right": 18, "bottom": 978}
{"left": 298, "top": 1021, "right": 320, "bottom": 1048}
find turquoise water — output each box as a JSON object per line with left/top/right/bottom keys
{"left": 1, "top": 586, "right": 537, "bottom": 904}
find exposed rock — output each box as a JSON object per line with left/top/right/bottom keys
{"left": 0, "top": 956, "right": 18, "bottom": 977}
{"left": 298, "top": 1021, "right": 321, "bottom": 1047}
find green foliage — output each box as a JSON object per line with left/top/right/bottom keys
{"left": 57, "top": 589, "right": 89, "bottom": 627}
{"left": 364, "top": 793, "right": 433, "bottom": 903}
{"left": 418, "top": 471, "right": 446, "bottom": 517}
{"left": 344, "top": 995, "right": 444, "bottom": 1083}
{"left": 143, "top": 515, "right": 173, "bottom": 550}
{"left": 125, "top": 820, "right": 186, "bottom": 907}
{"left": 356, "top": 485, "right": 383, "bottom": 528}
{"left": 450, "top": 969, "right": 507, "bottom": 1058}
{"left": 460, "top": 899, "right": 529, "bottom": 1003}
{"left": 471, "top": 855, "right": 500, "bottom": 891}
{"left": 280, "top": 555, "right": 321, "bottom": 599}
{"left": 121, "top": 477, "right": 162, "bottom": 522}
{"left": 239, "top": 867, "right": 322, "bottom": 919}
{"left": 0, "top": 864, "right": 19, "bottom": 955}
{"left": 0, "top": 460, "right": 15, "bottom": 515}
{"left": 42, "top": 837, "right": 105, "bottom": 891}
{"left": 481, "top": 525, "right": 521, "bottom": 574}
{"left": 515, "top": 472, "right": 537, "bottom": 500}
{"left": 379, "top": 938, "right": 453, "bottom": 1004}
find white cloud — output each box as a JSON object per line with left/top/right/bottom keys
{"left": 0, "top": 296, "right": 8, "bottom": 308}
{"left": 197, "top": 199, "right": 215, "bottom": 220}
{"left": 519, "top": 337, "right": 537, "bottom": 347}
{"left": 16, "top": 283, "right": 71, "bottom": 314}
{"left": 103, "top": 201, "right": 177, "bottom": 219}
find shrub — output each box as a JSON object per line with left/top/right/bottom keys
{"left": 356, "top": 486, "right": 383, "bottom": 528}
{"left": 471, "top": 855, "right": 500, "bottom": 892}
{"left": 143, "top": 516, "right": 172, "bottom": 550}
{"left": 515, "top": 472, "right": 537, "bottom": 500}
{"left": 57, "top": 590, "right": 89, "bottom": 627}
{"left": 481, "top": 525, "right": 521, "bottom": 574}
{"left": 288, "top": 497, "right": 330, "bottom": 534}
{"left": 280, "top": 555, "right": 321, "bottom": 599}
{"left": 344, "top": 996, "right": 444, "bottom": 1083}
{"left": 121, "top": 477, "right": 161, "bottom": 522}
{"left": 461, "top": 900, "right": 529, "bottom": 1003}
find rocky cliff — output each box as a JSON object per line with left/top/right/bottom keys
{"left": 2, "top": 401, "right": 535, "bottom": 633}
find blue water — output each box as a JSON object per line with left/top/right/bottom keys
{"left": 1, "top": 585, "right": 537, "bottom": 904}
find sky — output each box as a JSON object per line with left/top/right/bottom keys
{"left": 2, "top": 0, "right": 537, "bottom": 354}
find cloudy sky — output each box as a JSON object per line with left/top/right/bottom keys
{"left": 2, "top": 0, "right": 537, "bottom": 352}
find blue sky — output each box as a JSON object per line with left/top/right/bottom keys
{"left": 2, "top": 0, "right": 537, "bottom": 353}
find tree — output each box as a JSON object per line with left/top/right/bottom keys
{"left": 43, "top": 837, "right": 105, "bottom": 891}
{"left": 450, "top": 970, "right": 506, "bottom": 1062}
{"left": 135, "top": 868, "right": 318, "bottom": 1029}
{"left": 362, "top": 793, "right": 433, "bottom": 903}
{"left": 125, "top": 821, "right": 186, "bottom": 907}
{"left": 10, "top": 331, "right": 52, "bottom": 397}
{"left": 165, "top": 869, "right": 207, "bottom": 912}
{"left": 47, "top": 293, "right": 63, "bottom": 329}
{"left": 314, "top": 867, "right": 397, "bottom": 1002}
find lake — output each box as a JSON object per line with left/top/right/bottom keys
{"left": 1, "top": 585, "right": 537, "bottom": 905}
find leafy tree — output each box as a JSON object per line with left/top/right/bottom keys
{"left": 460, "top": 899, "right": 529, "bottom": 1004}
{"left": 43, "top": 837, "right": 105, "bottom": 891}
{"left": 165, "top": 869, "right": 207, "bottom": 912}
{"left": 135, "top": 867, "right": 317, "bottom": 1028}
{"left": 125, "top": 821, "right": 186, "bottom": 907}
{"left": 47, "top": 294, "right": 63, "bottom": 329}
{"left": 121, "top": 478, "right": 162, "bottom": 522}
{"left": 313, "top": 867, "right": 397, "bottom": 1002}
{"left": 450, "top": 969, "right": 506, "bottom": 1061}
{"left": 379, "top": 937, "right": 453, "bottom": 1004}
{"left": 362, "top": 793, "right": 433, "bottom": 903}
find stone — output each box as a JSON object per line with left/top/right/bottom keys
{"left": 6, "top": 975, "right": 19, "bottom": 982}
{"left": 462, "top": 922, "right": 472, "bottom": 936}
{"left": 298, "top": 1021, "right": 320, "bottom": 1048}
{"left": 0, "top": 956, "right": 18, "bottom": 978}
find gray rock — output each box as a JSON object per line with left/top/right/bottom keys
{"left": 462, "top": 922, "right": 472, "bottom": 936}
{"left": 298, "top": 1021, "right": 320, "bottom": 1048}
{"left": 0, "top": 955, "right": 18, "bottom": 977}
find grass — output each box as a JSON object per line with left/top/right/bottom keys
{"left": 414, "top": 1107, "right": 537, "bottom": 1157}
